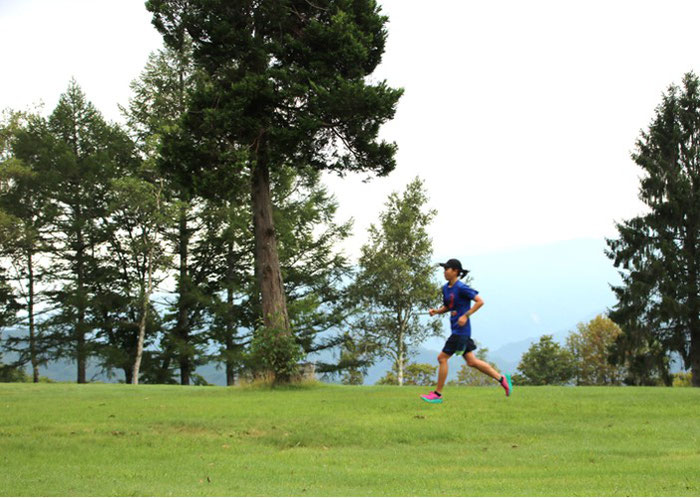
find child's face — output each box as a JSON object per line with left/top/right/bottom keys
{"left": 444, "top": 267, "right": 458, "bottom": 281}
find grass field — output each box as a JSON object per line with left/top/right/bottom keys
{"left": 1, "top": 382, "right": 699, "bottom": 496}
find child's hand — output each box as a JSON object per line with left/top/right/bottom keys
{"left": 457, "top": 314, "right": 469, "bottom": 327}
{"left": 429, "top": 308, "right": 437, "bottom": 316}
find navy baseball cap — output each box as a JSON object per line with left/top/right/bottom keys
{"left": 439, "top": 259, "right": 463, "bottom": 271}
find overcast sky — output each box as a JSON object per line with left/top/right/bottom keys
{"left": 2, "top": 0, "right": 699, "bottom": 262}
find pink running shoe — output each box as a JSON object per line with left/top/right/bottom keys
{"left": 420, "top": 391, "right": 443, "bottom": 404}
{"left": 500, "top": 374, "right": 512, "bottom": 397}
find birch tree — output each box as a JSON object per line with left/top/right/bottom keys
{"left": 350, "top": 177, "right": 441, "bottom": 385}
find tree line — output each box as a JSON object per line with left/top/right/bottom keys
{"left": 0, "top": 77, "right": 353, "bottom": 385}
{"left": 0, "top": 27, "right": 442, "bottom": 385}
{"left": 1, "top": 2, "right": 699, "bottom": 387}
{"left": 0, "top": 75, "right": 437, "bottom": 384}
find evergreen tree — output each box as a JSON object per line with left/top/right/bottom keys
{"left": 124, "top": 42, "right": 358, "bottom": 385}
{"left": 191, "top": 195, "right": 251, "bottom": 386}
{"left": 336, "top": 333, "right": 374, "bottom": 385}
{"left": 146, "top": 0, "right": 403, "bottom": 382}
{"left": 606, "top": 72, "right": 700, "bottom": 387}
{"left": 0, "top": 110, "right": 55, "bottom": 381}
{"left": 41, "top": 80, "right": 137, "bottom": 383}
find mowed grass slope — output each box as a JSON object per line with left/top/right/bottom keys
{"left": 1, "top": 382, "right": 698, "bottom": 496}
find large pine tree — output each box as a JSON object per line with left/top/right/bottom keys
{"left": 146, "top": 0, "right": 403, "bottom": 382}
{"left": 607, "top": 72, "right": 700, "bottom": 387}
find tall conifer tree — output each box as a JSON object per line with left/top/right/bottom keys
{"left": 607, "top": 72, "right": 700, "bottom": 386}
{"left": 146, "top": 0, "right": 403, "bottom": 381}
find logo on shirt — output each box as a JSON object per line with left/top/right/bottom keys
{"left": 448, "top": 294, "right": 457, "bottom": 316}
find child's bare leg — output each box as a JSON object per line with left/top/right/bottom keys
{"left": 436, "top": 352, "right": 451, "bottom": 392}
{"left": 464, "top": 352, "right": 501, "bottom": 380}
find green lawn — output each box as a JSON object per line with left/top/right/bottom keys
{"left": 1, "top": 382, "right": 698, "bottom": 496}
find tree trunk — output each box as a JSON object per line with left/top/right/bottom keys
{"left": 132, "top": 247, "right": 153, "bottom": 385}
{"left": 132, "top": 292, "right": 148, "bottom": 385}
{"left": 77, "top": 335, "right": 86, "bottom": 383}
{"left": 397, "top": 333, "right": 405, "bottom": 387}
{"left": 250, "top": 149, "right": 291, "bottom": 335}
{"left": 225, "top": 252, "right": 236, "bottom": 386}
{"left": 225, "top": 337, "right": 236, "bottom": 386}
{"left": 76, "top": 224, "right": 87, "bottom": 384}
{"left": 688, "top": 275, "right": 700, "bottom": 386}
{"left": 27, "top": 249, "right": 39, "bottom": 383}
{"left": 689, "top": 250, "right": 700, "bottom": 386}
{"left": 396, "top": 308, "right": 406, "bottom": 386}
{"left": 133, "top": 184, "right": 161, "bottom": 386}
{"left": 176, "top": 203, "right": 191, "bottom": 385}
{"left": 691, "top": 331, "right": 700, "bottom": 387}
{"left": 684, "top": 215, "right": 699, "bottom": 387}
{"left": 157, "top": 346, "right": 174, "bottom": 384}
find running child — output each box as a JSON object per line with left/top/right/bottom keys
{"left": 420, "top": 258, "right": 512, "bottom": 403}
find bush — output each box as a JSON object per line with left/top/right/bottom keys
{"left": 377, "top": 362, "right": 436, "bottom": 386}
{"left": 191, "top": 373, "right": 213, "bottom": 386}
{"left": 672, "top": 372, "right": 692, "bottom": 387}
{"left": 248, "top": 324, "right": 304, "bottom": 384}
{"left": 0, "top": 364, "right": 29, "bottom": 382}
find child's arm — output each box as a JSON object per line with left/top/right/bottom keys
{"left": 429, "top": 305, "right": 449, "bottom": 316}
{"left": 457, "top": 295, "right": 484, "bottom": 326}
{"left": 467, "top": 295, "right": 484, "bottom": 317}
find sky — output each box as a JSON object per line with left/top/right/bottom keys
{"left": 2, "top": 0, "right": 699, "bottom": 261}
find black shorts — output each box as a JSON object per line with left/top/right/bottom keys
{"left": 442, "top": 334, "right": 477, "bottom": 356}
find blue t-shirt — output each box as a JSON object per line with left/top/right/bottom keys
{"left": 442, "top": 280, "right": 479, "bottom": 336}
